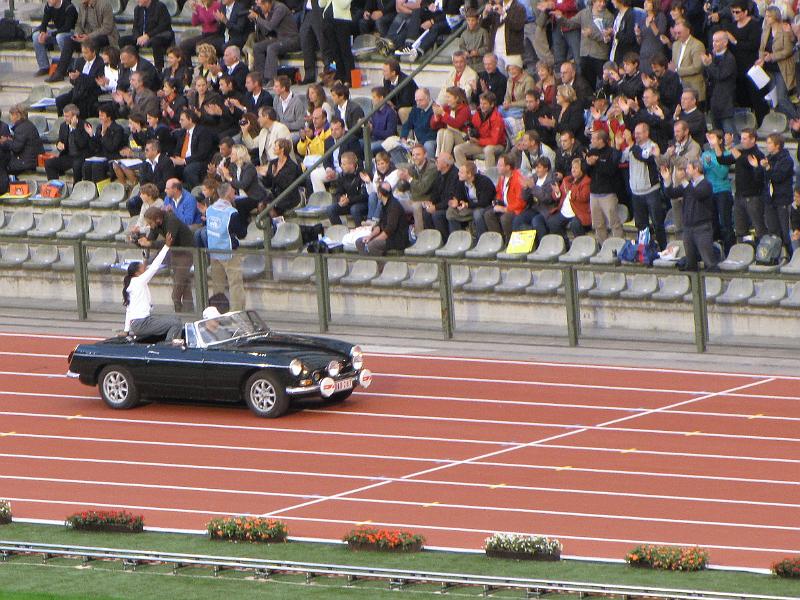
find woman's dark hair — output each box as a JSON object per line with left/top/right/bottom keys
{"left": 100, "top": 46, "right": 120, "bottom": 69}
{"left": 274, "top": 137, "right": 292, "bottom": 157}
{"left": 122, "top": 262, "right": 141, "bottom": 306}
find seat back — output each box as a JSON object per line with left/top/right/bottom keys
{"left": 760, "top": 111, "right": 788, "bottom": 134}
{"left": 567, "top": 235, "right": 598, "bottom": 258}
{"left": 57, "top": 246, "right": 75, "bottom": 266}
{"left": 406, "top": 229, "right": 442, "bottom": 254}
{"left": 596, "top": 271, "right": 625, "bottom": 292}
{"left": 0, "top": 209, "right": 4, "bottom": 227}
{"left": 308, "top": 191, "right": 333, "bottom": 208}
{"left": 1, "top": 243, "right": 29, "bottom": 263}
{"left": 89, "top": 247, "right": 118, "bottom": 266}
{"left": 324, "top": 224, "right": 349, "bottom": 244}
{"left": 725, "top": 243, "right": 755, "bottom": 265}
{"left": 244, "top": 219, "right": 264, "bottom": 242}
{"left": 473, "top": 266, "right": 501, "bottom": 286}
{"left": 659, "top": 275, "right": 690, "bottom": 296}
{"left": 627, "top": 273, "right": 658, "bottom": 294}
{"left": 409, "top": 262, "right": 438, "bottom": 284}
{"left": 440, "top": 230, "right": 473, "bottom": 254}
{"left": 470, "top": 232, "right": 503, "bottom": 255}
{"left": 97, "top": 214, "right": 123, "bottom": 234}
{"left": 40, "top": 212, "right": 64, "bottom": 232}
{"left": 534, "top": 269, "right": 563, "bottom": 289}
{"left": 70, "top": 180, "right": 98, "bottom": 201}
{"left": 536, "top": 234, "right": 566, "bottom": 257}
{"left": 26, "top": 85, "right": 52, "bottom": 105}
{"left": 503, "top": 268, "right": 532, "bottom": 287}
{"left": 349, "top": 259, "right": 379, "bottom": 278}
{"left": 724, "top": 277, "right": 754, "bottom": 299}
{"left": 99, "top": 182, "right": 126, "bottom": 204}
{"left": 576, "top": 270, "right": 595, "bottom": 293}
{"left": 617, "top": 203, "right": 630, "bottom": 224}
{"left": 733, "top": 110, "right": 757, "bottom": 133}
{"left": 484, "top": 167, "right": 500, "bottom": 186}
{"left": 327, "top": 257, "right": 348, "bottom": 279}
{"left": 67, "top": 213, "right": 93, "bottom": 234}
{"left": 30, "top": 115, "right": 48, "bottom": 136}
{"left": 271, "top": 222, "right": 301, "bottom": 248}
{"left": 704, "top": 276, "right": 723, "bottom": 298}
{"left": 597, "top": 237, "right": 626, "bottom": 259}
{"left": 379, "top": 261, "right": 409, "bottom": 281}
{"left": 450, "top": 264, "right": 470, "bottom": 287}
{"left": 8, "top": 210, "right": 34, "bottom": 230}
{"left": 754, "top": 280, "right": 786, "bottom": 301}
{"left": 30, "top": 244, "right": 58, "bottom": 264}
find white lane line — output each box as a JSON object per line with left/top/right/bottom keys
{"left": 0, "top": 332, "right": 103, "bottom": 341}
{"left": 5, "top": 497, "right": 799, "bottom": 558}
{"left": 0, "top": 351, "right": 65, "bottom": 359}
{"left": 2, "top": 453, "right": 797, "bottom": 508}
{"left": 262, "top": 377, "right": 776, "bottom": 519}
{"left": 0, "top": 371, "right": 64, "bottom": 378}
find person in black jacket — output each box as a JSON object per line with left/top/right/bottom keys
{"left": 415, "top": 152, "right": 459, "bottom": 240}
{"left": 610, "top": 0, "right": 637, "bottom": 64}
{"left": 724, "top": 0, "right": 767, "bottom": 125}
{"left": 171, "top": 110, "right": 218, "bottom": 188}
{"left": 45, "top": 103, "right": 90, "bottom": 181}
{"left": 83, "top": 103, "right": 128, "bottom": 181}
{"left": 221, "top": 144, "right": 269, "bottom": 222}
{"left": 702, "top": 31, "right": 737, "bottom": 137}
{"left": 620, "top": 87, "right": 671, "bottom": 152}
{"left": 761, "top": 134, "right": 795, "bottom": 255}
{"left": 299, "top": 0, "right": 326, "bottom": 84}
{"left": 323, "top": 117, "right": 362, "bottom": 174}
{"left": 382, "top": 59, "right": 417, "bottom": 123}
{"left": 220, "top": 46, "right": 249, "bottom": 94}
{"left": 644, "top": 54, "right": 682, "bottom": 116}
{"left": 446, "top": 160, "right": 496, "bottom": 236}
{"left": 33, "top": 0, "right": 78, "bottom": 76}
{"left": 661, "top": 159, "right": 720, "bottom": 271}
{"left": 331, "top": 84, "right": 365, "bottom": 139}
{"left": 126, "top": 138, "right": 176, "bottom": 215}
{"left": 117, "top": 45, "right": 160, "bottom": 93}
{"left": 715, "top": 127, "right": 766, "bottom": 242}
{"left": 585, "top": 130, "right": 624, "bottom": 241}
{"left": 554, "top": 130, "right": 585, "bottom": 179}
{"left": 472, "top": 54, "right": 507, "bottom": 108}
{"left": 119, "top": 0, "right": 175, "bottom": 71}
{"left": 217, "top": 0, "right": 252, "bottom": 50}
{"left": 262, "top": 138, "right": 302, "bottom": 216}
{"left": 0, "top": 105, "right": 45, "bottom": 188}
{"left": 55, "top": 39, "right": 104, "bottom": 119}
{"left": 357, "top": 183, "right": 409, "bottom": 255}
{"left": 326, "top": 151, "right": 369, "bottom": 225}
{"left": 523, "top": 90, "right": 556, "bottom": 149}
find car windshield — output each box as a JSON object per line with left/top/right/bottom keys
{"left": 195, "top": 311, "right": 269, "bottom": 346}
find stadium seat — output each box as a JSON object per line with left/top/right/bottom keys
{"left": 339, "top": 259, "right": 379, "bottom": 286}
{"left": 617, "top": 204, "right": 630, "bottom": 224}
{"left": 653, "top": 241, "right": 685, "bottom": 268}
{"left": 405, "top": 229, "right": 443, "bottom": 257}
{"left": 572, "top": 270, "right": 595, "bottom": 296}
{"left": 749, "top": 258, "right": 782, "bottom": 273}
{"left": 733, "top": 110, "right": 757, "bottom": 133}
{"left": 495, "top": 268, "right": 532, "bottom": 293}
{"left": 85, "top": 215, "right": 123, "bottom": 241}
{"left": 21, "top": 85, "right": 53, "bottom": 109}
{"left": 324, "top": 224, "right": 349, "bottom": 246}
{"left": 162, "top": 0, "right": 178, "bottom": 15}
{"left": 748, "top": 280, "right": 786, "bottom": 306}
{"left": 295, "top": 191, "right": 333, "bottom": 218}
{"left": 651, "top": 275, "right": 690, "bottom": 301}
{"left": 779, "top": 282, "right": 800, "bottom": 307}
{"left": 588, "top": 272, "right": 625, "bottom": 298}
{"left": 718, "top": 243, "right": 754, "bottom": 272}
{"left": 620, "top": 273, "right": 658, "bottom": 300}
{"left": 435, "top": 230, "right": 473, "bottom": 257}
{"left": 558, "top": 235, "right": 597, "bottom": 264}
{"left": 401, "top": 263, "right": 439, "bottom": 288}
{"left": 484, "top": 167, "right": 500, "bottom": 186}
{"left": 371, "top": 261, "right": 409, "bottom": 287}
{"left": 715, "top": 278, "right": 754, "bottom": 305}
{"left": 52, "top": 246, "right": 76, "bottom": 272}
{"left": 174, "top": 0, "right": 195, "bottom": 23}
{"left": 30, "top": 115, "right": 49, "bottom": 139}
{"left": 449, "top": 264, "right": 470, "bottom": 290}
{"left": 465, "top": 232, "right": 503, "bottom": 259}
{"left": 31, "top": 184, "right": 66, "bottom": 207}
{"left": 28, "top": 212, "right": 64, "bottom": 238}
{"left": 526, "top": 269, "right": 563, "bottom": 295}
{"left": 527, "top": 234, "right": 565, "bottom": 262}
{"left": 22, "top": 244, "right": 58, "bottom": 270}
{"left": 779, "top": 250, "right": 800, "bottom": 275}
{"left": 239, "top": 220, "right": 265, "bottom": 248}
{"left": 61, "top": 181, "right": 98, "bottom": 209}
{"left": 462, "top": 266, "right": 500, "bottom": 292}
{"left": 270, "top": 222, "right": 302, "bottom": 250}
{"left": 0, "top": 243, "right": 29, "bottom": 268}
{"left": 664, "top": 208, "right": 676, "bottom": 234}
{"left": 115, "top": 218, "right": 136, "bottom": 242}
{"left": 241, "top": 253, "right": 266, "bottom": 280}
{"left": 56, "top": 214, "right": 94, "bottom": 239}
{"left": 310, "top": 257, "right": 347, "bottom": 283}
{"left": 0, "top": 210, "right": 35, "bottom": 237}
{"left": 277, "top": 255, "right": 315, "bottom": 282}
{"left": 589, "top": 237, "right": 625, "bottom": 265}
{"left": 2, "top": 180, "right": 36, "bottom": 205}
{"left": 756, "top": 111, "right": 788, "bottom": 138}
{"left": 86, "top": 247, "right": 118, "bottom": 273}
{"left": 352, "top": 33, "right": 379, "bottom": 56}
{"left": 89, "top": 182, "right": 126, "bottom": 209}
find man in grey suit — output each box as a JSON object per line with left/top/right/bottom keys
{"left": 250, "top": 0, "right": 301, "bottom": 86}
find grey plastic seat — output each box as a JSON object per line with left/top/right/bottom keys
{"left": 620, "top": 274, "right": 658, "bottom": 300}
{"left": 89, "top": 182, "right": 126, "bottom": 209}
{"left": 617, "top": 203, "right": 630, "bottom": 224}
{"left": 734, "top": 110, "right": 757, "bottom": 133}
{"left": 162, "top": 0, "right": 178, "bottom": 15}
{"left": 308, "top": 257, "right": 348, "bottom": 283}
{"left": 749, "top": 258, "right": 782, "bottom": 273}
{"left": 61, "top": 181, "right": 98, "bottom": 208}
{"left": 484, "top": 167, "right": 500, "bottom": 186}
{"left": 371, "top": 261, "right": 409, "bottom": 287}
{"left": 86, "top": 247, "right": 118, "bottom": 273}
{"left": 295, "top": 191, "right": 332, "bottom": 217}
{"left": 52, "top": 246, "right": 76, "bottom": 272}
{"left": 0, "top": 243, "right": 30, "bottom": 268}
{"left": 715, "top": 278, "right": 754, "bottom": 305}
{"left": 465, "top": 232, "right": 503, "bottom": 259}
{"left": 30, "top": 115, "right": 49, "bottom": 138}
{"left": 558, "top": 235, "right": 598, "bottom": 264}
{"left": 652, "top": 275, "right": 690, "bottom": 301}
{"left": 115, "top": 218, "right": 136, "bottom": 242}
{"left": 85, "top": 215, "right": 123, "bottom": 241}
{"left": 278, "top": 255, "right": 315, "bottom": 282}
{"left": 270, "top": 222, "right": 302, "bottom": 250}
{"left": 239, "top": 220, "right": 265, "bottom": 248}
{"left": 352, "top": 96, "right": 373, "bottom": 116}
{"left": 748, "top": 280, "right": 786, "bottom": 306}
{"left": 352, "top": 33, "right": 379, "bottom": 56}
{"left": 401, "top": 263, "right": 439, "bottom": 288}
{"left": 0, "top": 210, "right": 35, "bottom": 237}
{"left": 653, "top": 241, "right": 685, "bottom": 268}
{"left": 718, "top": 243, "right": 755, "bottom": 272}
{"left": 405, "top": 229, "right": 443, "bottom": 257}
{"left": 449, "top": 265, "right": 470, "bottom": 290}
{"left": 462, "top": 266, "right": 501, "bottom": 292}
{"left": 28, "top": 213, "right": 64, "bottom": 238}
{"left": 22, "top": 84, "right": 53, "bottom": 109}
{"left": 31, "top": 184, "right": 66, "bottom": 207}
{"left": 242, "top": 253, "right": 266, "bottom": 280}
{"left": 526, "top": 270, "right": 563, "bottom": 295}
{"left": 703, "top": 276, "right": 723, "bottom": 303}
{"left": 56, "top": 214, "right": 93, "bottom": 239}
{"left": 22, "top": 244, "right": 58, "bottom": 270}
{"left": 588, "top": 272, "right": 626, "bottom": 298}
{"left": 435, "top": 230, "right": 473, "bottom": 258}
{"left": 589, "top": 237, "right": 626, "bottom": 265}
{"left": 495, "top": 268, "right": 532, "bottom": 293}
{"left": 573, "top": 270, "right": 595, "bottom": 296}
{"left": 756, "top": 111, "right": 788, "bottom": 137}
{"left": 526, "top": 234, "right": 565, "bottom": 263}
{"left": 779, "top": 283, "right": 800, "bottom": 307}
{"left": 324, "top": 224, "right": 348, "bottom": 244}
{"left": 340, "top": 259, "right": 379, "bottom": 286}
{"left": 779, "top": 250, "right": 800, "bottom": 275}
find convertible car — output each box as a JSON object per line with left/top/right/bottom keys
{"left": 67, "top": 310, "right": 372, "bottom": 418}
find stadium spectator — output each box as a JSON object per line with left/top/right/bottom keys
{"left": 368, "top": 86, "right": 399, "bottom": 155}
{"left": 509, "top": 130, "right": 556, "bottom": 177}
{"left": 320, "top": 0, "right": 355, "bottom": 86}
{"left": 673, "top": 88, "right": 706, "bottom": 147}
{"left": 179, "top": 0, "right": 224, "bottom": 58}
{"left": 251, "top": 0, "right": 300, "bottom": 87}
{"left": 217, "top": 0, "right": 252, "bottom": 50}
{"left": 32, "top": 0, "right": 78, "bottom": 77}
{"left": 431, "top": 86, "right": 471, "bottom": 156}
{"left": 382, "top": 59, "right": 417, "bottom": 123}
{"left": 356, "top": 183, "right": 410, "bottom": 255}
{"left": 458, "top": 8, "right": 489, "bottom": 72}
{"left": 164, "top": 178, "right": 203, "bottom": 227}
{"left": 671, "top": 21, "right": 706, "bottom": 104}
{"left": 446, "top": 160, "right": 496, "bottom": 235}
{"left": 45, "top": 103, "right": 89, "bottom": 182}
{"left": 549, "top": 157, "right": 592, "bottom": 240}
{"left": 554, "top": 130, "right": 585, "bottom": 180}
{"left": 481, "top": 0, "right": 526, "bottom": 69}
{"left": 523, "top": 89, "right": 556, "bottom": 149}
{"left": 626, "top": 121, "right": 667, "bottom": 249}
{"left": 609, "top": 0, "right": 637, "bottom": 65}
{"left": 644, "top": 54, "right": 682, "bottom": 116}
{"left": 702, "top": 31, "right": 736, "bottom": 136}
{"left": 471, "top": 53, "right": 507, "bottom": 107}
{"left": 361, "top": 150, "right": 399, "bottom": 222}
{"left": 761, "top": 134, "right": 795, "bottom": 256}
{"left": 83, "top": 103, "right": 127, "bottom": 181}
{"left": 161, "top": 48, "right": 192, "bottom": 90}
{"left": 117, "top": 45, "right": 160, "bottom": 93}
{"left": 262, "top": 138, "right": 303, "bottom": 216}
{"left": 206, "top": 182, "right": 247, "bottom": 311}
{"left": 221, "top": 144, "right": 269, "bottom": 219}
{"left": 126, "top": 182, "right": 164, "bottom": 240}
{"left": 585, "top": 129, "right": 623, "bottom": 241}
{"left": 242, "top": 106, "right": 291, "bottom": 165}
{"left": 757, "top": 6, "right": 796, "bottom": 119}
{"left": 559, "top": 61, "right": 593, "bottom": 110}
{"left": 297, "top": 107, "right": 330, "bottom": 191}
{"left": 326, "top": 151, "right": 369, "bottom": 225}
{"left": 331, "top": 84, "right": 365, "bottom": 136}
{"left": 272, "top": 76, "right": 306, "bottom": 134}
{"left": 47, "top": 0, "right": 118, "bottom": 83}
{"left": 398, "top": 87, "right": 436, "bottom": 159}
{"left": 171, "top": 109, "right": 218, "bottom": 188}
{"left": 119, "top": 0, "right": 175, "bottom": 72}
{"left": 126, "top": 139, "right": 175, "bottom": 215}
{"left": 436, "top": 51, "right": 479, "bottom": 106}
{"left": 701, "top": 130, "right": 735, "bottom": 253}
{"left": 556, "top": 0, "right": 612, "bottom": 89}
{"left": 413, "top": 152, "right": 459, "bottom": 239}
{"left": 664, "top": 120, "right": 702, "bottom": 235}
{"left": 483, "top": 153, "right": 525, "bottom": 241}
{"left": 54, "top": 39, "right": 103, "bottom": 119}
{"left": 299, "top": 0, "right": 325, "bottom": 84}
{"left": 453, "top": 92, "right": 505, "bottom": 168}
{"left": 397, "top": 144, "right": 438, "bottom": 227}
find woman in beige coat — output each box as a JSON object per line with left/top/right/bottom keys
{"left": 757, "top": 6, "right": 797, "bottom": 118}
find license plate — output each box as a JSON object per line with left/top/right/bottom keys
{"left": 334, "top": 378, "right": 354, "bottom": 392}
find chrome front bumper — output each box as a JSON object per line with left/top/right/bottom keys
{"left": 66, "top": 370, "right": 79, "bottom": 379}
{"left": 286, "top": 369, "right": 372, "bottom": 397}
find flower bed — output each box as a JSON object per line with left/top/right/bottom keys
{"left": 484, "top": 534, "right": 562, "bottom": 561}
{"left": 207, "top": 517, "right": 287, "bottom": 543}
{"left": 626, "top": 545, "right": 709, "bottom": 571}
{"left": 773, "top": 558, "right": 800, "bottom": 578}
{"left": 343, "top": 527, "right": 425, "bottom": 552}
{"left": 65, "top": 511, "right": 144, "bottom": 533}
{"left": 0, "top": 500, "right": 10, "bottom": 525}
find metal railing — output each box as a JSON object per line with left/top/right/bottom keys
{"left": 0, "top": 541, "right": 793, "bottom": 599}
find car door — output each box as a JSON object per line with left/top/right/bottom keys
{"left": 201, "top": 347, "right": 252, "bottom": 401}
{"left": 138, "top": 343, "right": 209, "bottom": 399}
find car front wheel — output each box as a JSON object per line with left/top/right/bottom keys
{"left": 244, "top": 371, "right": 289, "bottom": 418}
{"left": 98, "top": 366, "right": 140, "bottom": 410}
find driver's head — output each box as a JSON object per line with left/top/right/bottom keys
{"left": 203, "top": 306, "right": 222, "bottom": 331}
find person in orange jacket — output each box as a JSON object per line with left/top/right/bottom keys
{"left": 453, "top": 91, "right": 507, "bottom": 168}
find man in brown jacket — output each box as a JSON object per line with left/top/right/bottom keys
{"left": 481, "top": 0, "right": 526, "bottom": 69}
{"left": 47, "top": 0, "right": 118, "bottom": 82}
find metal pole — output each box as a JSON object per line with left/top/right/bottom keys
{"left": 690, "top": 271, "right": 708, "bottom": 352}
{"left": 563, "top": 266, "right": 580, "bottom": 347}
{"left": 193, "top": 246, "right": 209, "bottom": 318}
{"left": 362, "top": 123, "right": 373, "bottom": 174}
{"left": 314, "top": 253, "right": 330, "bottom": 333}
{"left": 262, "top": 220, "right": 273, "bottom": 281}
{"left": 438, "top": 259, "right": 454, "bottom": 339}
{"left": 73, "top": 240, "right": 88, "bottom": 320}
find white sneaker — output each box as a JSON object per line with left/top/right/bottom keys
{"left": 394, "top": 46, "right": 413, "bottom": 56}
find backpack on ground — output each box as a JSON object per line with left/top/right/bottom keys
{"left": 755, "top": 235, "right": 782, "bottom": 265}
{"left": 0, "top": 18, "right": 25, "bottom": 42}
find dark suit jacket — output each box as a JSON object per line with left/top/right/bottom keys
{"left": 430, "top": 165, "right": 460, "bottom": 211}
{"left": 69, "top": 56, "right": 104, "bottom": 103}
{"left": 132, "top": 0, "right": 173, "bottom": 39}
{"left": 611, "top": 9, "right": 637, "bottom": 64}
{"left": 57, "top": 121, "right": 91, "bottom": 158}
{"left": 453, "top": 173, "right": 496, "bottom": 209}
{"left": 336, "top": 101, "right": 365, "bottom": 137}
{"left": 4, "top": 120, "right": 45, "bottom": 169}
{"left": 222, "top": 0, "right": 252, "bottom": 48}
{"left": 223, "top": 61, "right": 249, "bottom": 94}
{"left": 90, "top": 121, "right": 127, "bottom": 159}
{"left": 172, "top": 124, "right": 217, "bottom": 166}
{"left": 118, "top": 58, "right": 160, "bottom": 93}
{"left": 230, "top": 162, "right": 268, "bottom": 203}
{"left": 323, "top": 135, "right": 362, "bottom": 170}
{"left": 383, "top": 71, "right": 417, "bottom": 110}
{"left": 244, "top": 89, "right": 274, "bottom": 113}
{"left": 704, "top": 50, "right": 736, "bottom": 120}
{"left": 132, "top": 123, "right": 175, "bottom": 155}
{"left": 140, "top": 153, "right": 176, "bottom": 194}
{"left": 568, "top": 76, "right": 594, "bottom": 110}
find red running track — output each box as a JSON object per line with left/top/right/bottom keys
{"left": 0, "top": 331, "right": 799, "bottom": 570}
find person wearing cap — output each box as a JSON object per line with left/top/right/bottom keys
{"left": 198, "top": 306, "right": 236, "bottom": 343}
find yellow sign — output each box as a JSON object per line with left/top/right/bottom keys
{"left": 505, "top": 230, "right": 537, "bottom": 254}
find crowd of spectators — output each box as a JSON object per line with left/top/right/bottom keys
{"left": 1, "top": 0, "right": 800, "bottom": 309}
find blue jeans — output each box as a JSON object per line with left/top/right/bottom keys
{"left": 770, "top": 70, "right": 797, "bottom": 120}
{"left": 327, "top": 202, "right": 367, "bottom": 226}
{"left": 366, "top": 192, "right": 382, "bottom": 221}
{"left": 712, "top": 190, "right": 734, "bottom": 253}
{"left": 552, "top": 28, "right": 581, "bottom": 73}
{"left": 32, "top": 30, "right": 72, "bottom": 70}
{"left": 632, "top": 189, "right": 667, "bottom": 250}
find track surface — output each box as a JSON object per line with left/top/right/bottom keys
{"left": 0, "top": 331, "right": 798, "bottom": 569}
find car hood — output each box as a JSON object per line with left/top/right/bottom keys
{"left": 215, "top": 332, "right": 353, "bottom": 367}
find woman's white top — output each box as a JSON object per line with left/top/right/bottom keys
{"left": 124, "top": 244, "right": 170, "bottom": 332}
{"left": 102, "top": 66, "right": 119, "bottom": 93}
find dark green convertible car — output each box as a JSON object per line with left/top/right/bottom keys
{"left": 67, "top": 311, "right": 372, "bottom": 418}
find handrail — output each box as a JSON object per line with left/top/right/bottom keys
{"left": 0, "top": 541, "right": 790, "bottom": 599}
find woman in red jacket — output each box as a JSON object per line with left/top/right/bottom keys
{"left": 552, "top": 157, "right": 592, "bottom": 240}
{"left": 430, "top": 86, "right": 471, "bottom": 156}
{"left": 453, "top": 91, "right": 507, "bottom": 168}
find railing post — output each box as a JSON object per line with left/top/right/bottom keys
{"left": 363, "top": 124, "right": 373, "bottom": 174}
{"left": 438, "top": 259, "right": 454, "bottom": 339}
{"left": 193, "top": 246, "right": 208, "bottom": 318}
{"left": 262, "top": 221, "right": 273, "bottom": 281}
{"left": 563, "top": 266, "right": 580, "bottom": 347}
{"left": 690, "top": 271, "right": 708, "bottom": 352}
{"left": 314, "top": 253, "right": 330, "bottom": 333}
{"left": 73, "top": 240, "right": 88, "bottom": 320}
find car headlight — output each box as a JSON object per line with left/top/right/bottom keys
{"left": 328, "top": 360, "right": 341, "bottom": 377}
{"left": 350, "top": 345, "right": 363, "bottom": 370}
{"left": 289, "top": 358, "right": 304, "bottom": 377}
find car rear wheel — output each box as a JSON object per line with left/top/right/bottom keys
{"left": 244, "top": 372, "right": 289, "bottom": 418}
{"left": 98, "top": 366, "right": 140, "bottom": 410}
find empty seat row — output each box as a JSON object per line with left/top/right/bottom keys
{"left": 0, "top": 245, "right": 126, "bottom": 273}
{"left": 0, "top": 210, "right": 124, "bottom": 241}
{"left": 0, "top": 181, "right": 126, "bottom": 210}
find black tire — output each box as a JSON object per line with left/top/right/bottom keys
{"left": 244, "top": 371, "right": 289, "bottom": 418}
{"left": 98, "top": 365, "right": 140, "bottom": 410}
{"left": 327, "top": 389, "right": 353, "bottom": 403}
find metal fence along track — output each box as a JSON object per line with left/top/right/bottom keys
{"left": 0, "top": 541, "right": 792, "bottom": 599}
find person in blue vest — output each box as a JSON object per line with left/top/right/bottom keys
{"left": 206, "top": 182, "right": 248, "bottom": 311}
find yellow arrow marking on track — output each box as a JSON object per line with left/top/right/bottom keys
{"left": 489, "top": 483, "right": 507, "bottom": 489}
{"left": 423, "top": 502, "right": 440, "bottom": 508}
{"left": 0, "top": 432, "right": 15, "bottom": 436}
{"left": 556, "top": 466, "right": 573, "bottom": 471}
{"left": 748, "top": 413, "right": 764, "bottom": 420}
{"left": 621, "top": 448, "right": 637, "bottom": 453}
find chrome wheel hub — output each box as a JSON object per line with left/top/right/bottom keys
{"left": 103, "top": 372, "right": 129, "bottom": 404}
{"left": 251, "top": 379, "right": 277, "bottom": 412}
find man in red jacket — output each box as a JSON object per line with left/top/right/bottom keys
{"left": 482, "top": 153, "right": 526, "bottom": 241}
{"left": 453, "top": 92, "right": 507, "bottom": 168}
